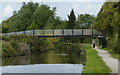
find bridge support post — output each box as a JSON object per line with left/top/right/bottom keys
{"left": 63, "top": 29, "right": 64, "bottom": 36}
{"left": 92, "top": 29, "right": 93, "bottom": 36}
{"left": 33, "top": 30, "right": 35, "bottom": 35}
{"left": 42, "top": 29, "right": 44, "bottom": 36}
{"left": 5, "top": 33, "right": 7, "bottom": 37}
{"left": 82, "top": 29, "right": 83, "bottom": 35}
{"left": 24, "top": 31, "right": 26, "bottom": 34}
{"left": 72, "top": 29, "right": 74, "bottom": 36}
{"left": 53, "top": 29, "right": 54, "bottom": 36}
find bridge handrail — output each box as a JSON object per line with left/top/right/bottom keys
{"left": 1, "top": 29, "right": 100, "bottom": 37}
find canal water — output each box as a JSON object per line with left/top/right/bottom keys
{"left": 1, "top": 44, "right": 86, "bottom": 73}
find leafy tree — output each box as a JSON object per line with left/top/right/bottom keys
{"left": 55, "top": 20, "right": 67, "bottom": 29}
{"left": 93, "top": 2, "right": 115, "bottom": 36}
{"left": 26, "top": 20, "right": 38, "bottom": 30}
{"left": 2, "top": 2, "right": 61, "bottom": 32}
{"left": 93, "top": 2, "right": 120, "bottom": 53}
{"left": 8, "top": 2, "right": 39, "bottom": 32}
{"left": 2, "top": 18, "right": 11, "bottom": 33}
{"left": 33, "top": 4, "right": 56, "bottom": 29}
{"left": 113, "top": 1, "right": 120, "bottom": 38}
{"left": 67, "top": 9, "right": 76, "bottom": 29}
{"left": 76, "top": 14, "right": 95, "bottom": 29}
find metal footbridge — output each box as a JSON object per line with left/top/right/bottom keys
{"left": 1, "top": 29, "right": 101, "bottom": 37}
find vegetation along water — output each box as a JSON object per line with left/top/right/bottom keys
{"left": 1, "top": 1, "right": 120, "bottom": 74}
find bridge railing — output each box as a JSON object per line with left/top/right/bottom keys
{"left": 1, "top": 29, "right": 100, "bottom": 37}
{"left": 54, "top": 29, "right": 63, "bottom": 35}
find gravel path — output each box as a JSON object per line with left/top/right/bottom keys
{"left": 93, "top": 46, "right": 119, "bottom": 74}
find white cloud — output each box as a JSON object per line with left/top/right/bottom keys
{"left": 2, "top": 5, "right": 14, "bottom": 20}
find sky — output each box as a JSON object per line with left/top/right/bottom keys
{"left": 0, "top": 0, "right": 105, "bottom": 23}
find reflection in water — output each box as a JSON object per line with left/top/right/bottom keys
{"left": 2, "top": 44, "right": 86, "bottom": 66}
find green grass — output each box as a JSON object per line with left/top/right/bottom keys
{"left": 81, "top": 44, "right": 111, "bottom": 73}
{"left": 97, "top": 45, "right": 120, "bottom": 61}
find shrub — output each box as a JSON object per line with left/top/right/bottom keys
{"left": 2, "top": 41, "right": 16, "bottom": 57}
{"left": 17, "top": 42, "right": 30, "bottom": 55}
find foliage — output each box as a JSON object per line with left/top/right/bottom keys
{"left": 76, "top": 14, "right": 95, "bottom": 29}
{"left": 2, "top": 34, "right": 60, "bottom": 57}
{"left": 8, "top": 2, "right": 39, "bottom": 32}
{"left": 27, "top": 20, "right": 39, "bottom": 30}
{"left": 1, "top": 2, "right": 96, "bottom": 32}
{"left": 33, "top": 4, "right": 56, "bottom": 29}
{"left": 2, "top": 19, "right": 10, "bottom": 33}
{"left": 2, "top": 41, "right": 16, "bottom": 57}
{"left": 67, "top": 9, "right": 76, "bottom": 29}
{"left": 2, "top": 2, "right": 64, "bottom": 32}
{"left": 93, "top": 2, "right": 120, "bottom": 54}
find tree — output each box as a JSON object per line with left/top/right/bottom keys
{"left": 26, "top": 20, "right": 38, "bottom": 30}
{"left": 33, "top": 4, "right": 56, "bottom": 29}
{"left": 113, "top": 1, "right": 120, "bottom": 38}
{"left": 113, "top": 1, "right": 120, "bottom": 53}
{"left": 76, "top": 14, "right": 95, "bottom": 29}
{"left": 2, "top": 2, "right": 60, "bottom": 32}
{"left": 2, "top": 18, "right": 11, "bottom": 33}
{"left": 93, "top": 2, "right": 120, "bottom": 53}
{"left": 8, "top": 2, "right": 39, "bottom": 32}
{"left": 67, "top": 9, "right": 76, "bottom": 29}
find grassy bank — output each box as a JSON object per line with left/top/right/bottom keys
{"left": 97, "top": 45, "right": 120, "bottom": 61}
{"left": 81, "top": 44, "right": 111, "bottom": 73}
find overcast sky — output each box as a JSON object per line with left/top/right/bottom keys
{"left": 0, "top": 0, "right": 105, "bottom": 23}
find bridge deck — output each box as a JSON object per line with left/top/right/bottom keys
{"left": 1, "top": 29, "right": 100, "bottom": 37}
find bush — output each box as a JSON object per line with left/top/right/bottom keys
{"left": 2, "top": 41, "right": 16, "bottom": 57}
{"left": 17, "top": 42, "right": 30, "bottom": 55}
{"left": 2, "top": 34, "right": 57, "bottom": 57}
{"left": 107, "top": 35, "right": 120, "bottom": 54}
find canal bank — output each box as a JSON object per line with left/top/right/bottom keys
{"left": 93, "top": 46, "right": 119, "bottom": 74}
{"left": 81, "top": 44, "right": 111, "bottom": 73}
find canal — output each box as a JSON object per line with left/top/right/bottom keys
{"left": 1, "top": 44, "right": 86, "bottom": 73}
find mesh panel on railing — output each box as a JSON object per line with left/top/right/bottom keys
{"left": 64, "top": 29, "right": 72, "bottom": 35}
{"left": 35, "top": 30, "right": 43, "bottom": 36}
{"left": 83, "top": 29, "right": 92, "bottom": 35}
{"left": 54, "top": 30, "right": 63, "bottom": 35}
{"left": 73, "top": 29, "right": 82, "bottom": 35}
{"left": 25, "top": 30, "right": 33, "bottom": 35}
{"left": 16, "top": 31, "right": 25, "bottom": 35}
{"left": 44, "top": 30, "right": 53, "bottom": 36}
{"left": 6, "top": 33, "right": 12, "bottom": 36}
{"left": 2, "top": 33, "right": 6, "bottom": 37}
